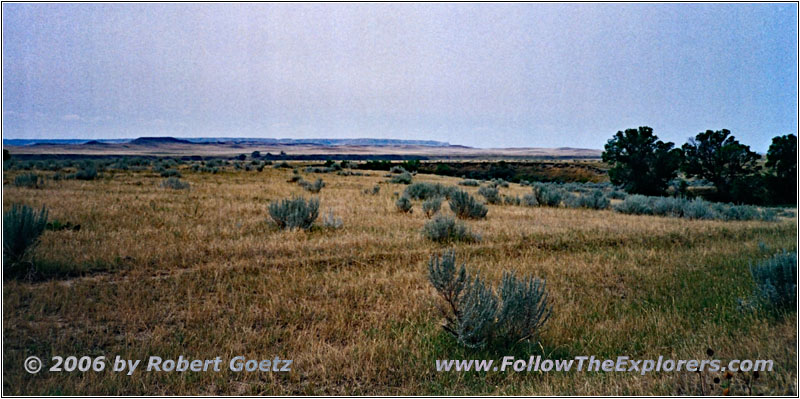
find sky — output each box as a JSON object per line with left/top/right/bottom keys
{"left": 2, "top": 3, "right": 797, "bottom": 150}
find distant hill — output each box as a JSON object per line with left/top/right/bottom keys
{"left": 4, "top": 137, "right": 450, "bottom": 147}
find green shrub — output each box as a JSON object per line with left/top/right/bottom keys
{"left": 389, "top": 171, "right": 413, "bottom": 185}
{"left": 161, "top": 177, "right": 190, "bottom": 190}
{"left": 458, "top": 179, "right": 480, "bottom": 187}
{"left": 3, "top": 204, "right": 48, "bottom": 267}
{"left": 404, "top": 182, "right": 456, "bottom": 200}
{"left": 564, "top": 190, "right": 610, "bottom": 210}
{"left": 70, "top": 163, "right": 98, "bottom": 180}
{"left": 503, "top": 195, "right": 521, "bottom": 206}
{"left": 449, "top": 190, "right": 488, "bottom": 219}
{"left": 423, "top": 216, "right": 479, "bottom": 243}
{"left": 750, "top": 251, "right": 797, "bottom": 313}
{"left": 428, "top": 250, "right": 551, "bottom": 348}
{"left": 13, "top": 173, "right": 41, "bottom": 188}
{"left": 299, "top": 178, "right": 325, "bottom": 193}
{"left": 160, "top": 169, "right": 181, "bottom": 178}
{"left": 389, "top": 166, "right": 408, "bottom": 174}
{"left": 396, "top": 196, "right": 413, "bottom": 213}
{"left": 682, "top": 199, "right": 717, "bottom": 220}
{"left": 422, "top": 197, "right": 443, "bottom": 218}
{"left": 613, "top": 195, "right": 653, "bottom": 215}
{"left": 531, "top": 183, "right": 565, "bottom": 207}
{"left": 522, "top": 193, "right": 539, "bottom": 207}
{"left": 273, "top": 161, "right": 292, "bottom": 169}
{"left": 478, "top": 186, "right": 500, "bottom": 204}
{"left": 268, "top": 197, "right": 319, "bottom": 230}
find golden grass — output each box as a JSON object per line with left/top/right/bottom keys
{"left": 3, "top": 166, "right": 796, "bottom": 395}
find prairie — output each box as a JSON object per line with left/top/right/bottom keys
{"left": 2, "top": 163, "right": 796, "bottom": 395}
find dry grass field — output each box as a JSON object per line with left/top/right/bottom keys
{"left": 3, "top": 164, "right": 796, "bottom": 395}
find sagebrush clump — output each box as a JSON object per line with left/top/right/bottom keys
{"left": 564, "top": 190, "right": 610, "bottom": 210}
{"left": 3, "top": 204, "right": 49, "bottom": 268}
{"left": 268, "top": 197, "right": 319, "bottom": 230}
{"left": 477, "top": 186, "right": 500, "bottom": 204}
{"left": 161, "top": 177, "right": 190, "bottom": 190}
{"left": 13, "top": 173, "right": 41, "bottom": 188}
{"left": 395, "top": 195, "right": 413, "bottom": 213}
{"left": 449, "top": 190, "right": 488, "bottom": 219}
{"left": 531, "top": 183, "right": 565, "bottom": 207}
{"left": 422, "top": 197, "right": 443, "bottom": 218}
{"left": 404, "top": 182, "right": 456, "bottom": 200}
{"left": 428, "top": 250, "right": 551, "bottom": 348}
{"left": 422, "top": 215, "right": 479, "bottom": 243}
{"left": 389, "top": 171, "right": 413, "bottom": 185}
{"left": 299, "top": 178, "right": 326, "bottom": 193}
{"left": 749, "top": 251, "right": 797, "bottom": 313}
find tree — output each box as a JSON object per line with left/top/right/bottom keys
{"left": 602, "top": 126, "right": 683, "bottom": 196}
{"left": 251, "top": 151, "right": 261, "bottom": 158}
{"left": 765, "top": 134, "right": 797, "bottom": 204}
{"left": 681, "top": 129, "right": 762, "bottom": 203}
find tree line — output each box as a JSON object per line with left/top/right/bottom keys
{"left": 602, "top": 127, "right": 796, "bottom": 205}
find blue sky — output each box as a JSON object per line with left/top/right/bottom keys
{"left": 2, "top": 3, "right": 796, "bottom": 150}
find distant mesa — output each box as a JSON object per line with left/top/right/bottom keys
{"left": 130, "top": 136, "right": 192, "bottom": 145}
{"left": 83, "top": 140, "right": 109, "bottom": 146}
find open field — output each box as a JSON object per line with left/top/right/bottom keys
{"left": 2, "top": 164, "right": 797, "bottom": 395}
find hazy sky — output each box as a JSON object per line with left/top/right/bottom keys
{"left": 2, "top": 3, "right": 797, "bottom": 150}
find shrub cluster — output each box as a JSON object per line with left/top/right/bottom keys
{"left": 613, "top": 195, "right": 775, "bottom": 221}
{"left": 396, "top": 196, "right": 413, "bottom": 213}
{"left": 161, "top": 177, "right": 190, "bottom": 190}
{"left": 321, "top": 209, "right": 343, "bottom": 229}
{"left": 449, "top": 190, "right": 488, "bottom": 219}
{"left": 299, "top": 178, "right": 326, "bottom": 193}
{"left": 3, "top": 204, "right": 49, "bottom": 268}
{"left": 458, "top": 179, "right": 480, "bottom": 187}
{"left": 477, "top": 186, "right": 500, "bottom": 204}
{"left": 13, "top": 173, "right": 41, "bottom": 188}
{"left": 749, "top": 251, "right": 797, "bottom": 314}
{"left": 389, "top": 171, "right": 413, "bottom": 185}
{"left": 428, "top": 251, "right": 551, "bottom": 348}
{"left": 268, "top": 197, "right": 319, "bottom": 230}
{"left": 404, "top": 182, "right": 456, "bottom": 200}
{"left": 563, "top": 190, "right": 610, "bottom": 210}
{"left": 422, "top": 197, "right": 443, "bottom": 218}
{"left": 422, "top": 216, "right": 479, "bottom": 243}
{"left": 363, "top": 184, "right": 380, "bottom": 195}
{"left": 530, "top": 183, "right": 566, "bottom": 207}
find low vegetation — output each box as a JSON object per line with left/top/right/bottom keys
{"left": 422, "top": 215, "right": 479, "bottom": 243}
{"left": 268, "top": 196, "right": 319, "bottom": 230}
{"left": 428, "top": 250, "right": 551, "bottom": 348}
{"left": 3, "top": 204, "right": 48, "bottom": 269}
{"left": 449, "top": 189, "right": 488, "bottom": 219}
{"left": 749, "top": 251, "right": 797, "bottom": 314}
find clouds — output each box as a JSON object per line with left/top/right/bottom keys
{"left": 1, "top": 3, "right": 797, "bottom": 150}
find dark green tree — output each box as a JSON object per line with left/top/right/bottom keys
{"left": 602, "top": 126, "right": 683, "bottom": 196}
{"left": 681, "top": 129, "right": 762, "bottom": 203}
{"left": 765, "top": 134, "right": 797, "bottom": 204}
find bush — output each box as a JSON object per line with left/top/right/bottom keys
{"left": 396, "top": 196, "right": 413, "bottom": 213}
{"left": 363, "top": 184, "right": 380, "bottom": 195}
{"left": 161, "top": 177, "right": 190, "bottom": 190}
{"left": 449, "top": 190, "right": 488, "bottom": 219}
{"left": 389, "top": 166, "right": 408, "bottom": 174}
{"left": 750, "top": 251, "right": 797, "bottom": 313}
{"left": 478, "top": 186, "right": 500, "bottom": 204}
{"left": 273, "top": 161, "right": 292, "bottom": 169}
{"left": 268, "top": 197, "right": 319, "bottom": 230}
{"left": 522, "top": 193, "right": 539, "bottom": 207}
{"left": 503, "top": 195, "right": 521, "bottom": 206}
{"left": 682, "top": 199, "right": 717, "bottom": 220}
{"left": 404, "top": 182, "right": 456, "bottom": 200}
{"left": 160, "top": 169, "right": 181, "bottom": 178}
{"left": 423, "top": 215, "right": 479, "bottom": 243}
{"left": 14, "top": 173, "right": 41, "bottom": 188}
{"left": 389, "top": 171, "right": 413, "bottom": 185}
{"left": 422, "top": 197, "right": 443, "bottom": 218}
{"left": 564, "top": 190, "right": 610, "bottom": 210}
{"left": 531, "top": 183, "right": 565, "bottom": 207}
{"left": 3, "top": 204, "right": 48, "bottom": 267}
{"left": 71, "top": 164, "right": 98, "bottom": 180}
{"left": 299, "top": 178, "right": 326, "bottom": 193}
{"left": 458, "top": 179, "right": 480, "bottom": 187}
{"left": 613, "top": 195, "right": 653, "bottom": 215}
{"left": 428, "top": 250, "right": 551, "bottom": 348}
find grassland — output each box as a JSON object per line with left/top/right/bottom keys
{"left": 2, "top": 164, "right": 796, "bottom": 395}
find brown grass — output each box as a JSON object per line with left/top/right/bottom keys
{"left": 2, "top": 165, "right": 796, "bottom": 395}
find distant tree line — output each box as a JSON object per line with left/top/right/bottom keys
{"left": 602, "top": 127, "right": 796, "bottom": 205}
